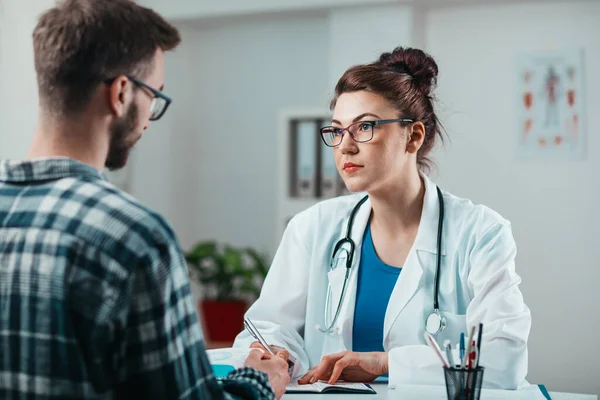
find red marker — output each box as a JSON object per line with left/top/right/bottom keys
{"left": 469, "top": 341, "right": 477, "bottom": 369}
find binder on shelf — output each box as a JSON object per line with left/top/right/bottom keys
{"left": 291, "top": 120, "right": 318, "bottom": 198}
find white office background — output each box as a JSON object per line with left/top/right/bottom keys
{"left": 0, "top": 0, "right": 598, "bottom": 396}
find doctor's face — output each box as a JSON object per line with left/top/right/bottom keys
{"left": 330, "top": 91, "right": 414, "bottom": 194}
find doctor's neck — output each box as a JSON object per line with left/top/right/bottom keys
{"left": 368, "top": 169, "right": 425, "bottom": 235}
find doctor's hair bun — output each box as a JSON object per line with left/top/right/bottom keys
{"left": 378, "top": 47, "right": 439, "bottom": 97}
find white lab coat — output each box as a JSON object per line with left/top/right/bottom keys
{"left": 234, "top": 175, "right": 531, "bottom": 389}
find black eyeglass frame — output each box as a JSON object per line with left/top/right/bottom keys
{"left": 104, "top": 75, "right": 172, "bottom": 121}
{"left": 319, "top": 118, "right": 415, "bottom": 147}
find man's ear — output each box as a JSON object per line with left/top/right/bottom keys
{"left": 406, "top": 121, "right": 425, "bottom": 154}
{"left": 107, "top": 75, "right": 132, "bottom": 118}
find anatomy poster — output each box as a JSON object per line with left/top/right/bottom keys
{"left": 517, "top": 49, "right": 585, "bottom": 161}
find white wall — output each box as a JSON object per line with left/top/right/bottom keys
{"left": 0, "top": 0, "right": 54, "bottom": 160}
{"left": 127, "top": 28, "right": 199, "bottom": 249}
{"left": 138, "top": 0, "right": 398, "bottom": 20}
{"left": 328, "top": 4, "right": 415, "bottom": 88}
{"left": 165, "top": 12, "right": 330, "bottom": 255}
{"left": 426, "top": 2, "right": 600, "bottom": 395}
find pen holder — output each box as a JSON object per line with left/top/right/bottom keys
{"left": 443, "top": 366, "right": 484, "bottom": 400}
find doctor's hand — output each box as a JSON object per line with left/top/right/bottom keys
{"left": 244, "top": 349, "right": 291, "bottom": 399}
{"left": 298, "top": 351, "right": 388, "bottom": 385}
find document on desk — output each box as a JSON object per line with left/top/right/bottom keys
{"left": 389, "top": 384, "right": 547, "bottom": 400}
{"left": 206, "top": 348, "right": 258, "bottom": 377}
{"left": 286, "top": 381, "right": 376, "bottom": 394}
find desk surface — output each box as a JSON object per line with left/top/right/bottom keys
{"left": 282, "top": 383, "right": 598, "bottom": 400}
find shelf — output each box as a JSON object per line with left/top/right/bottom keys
{"left": 275, "top": 109, "right": 339, "bottom": 245}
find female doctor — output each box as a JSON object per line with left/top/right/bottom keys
{"left": 234, "top": 47, "right": 531, "bottom": 389}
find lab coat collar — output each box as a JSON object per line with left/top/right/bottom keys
{"left": 413, "top": 174, "right": 446, "bottom": 256}
{"left": 347, "top": 174, "right": 446, "bottom": 256}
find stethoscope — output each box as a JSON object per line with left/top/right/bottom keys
{"left": 318, "top": 186, "right": 446, "bottom": 336}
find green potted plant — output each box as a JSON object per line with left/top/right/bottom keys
{"left": 185, "top": 241, "right": 269, "bottom": 343}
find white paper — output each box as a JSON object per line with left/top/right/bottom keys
{"left": 287, "top": 380, "right": 373, "bottom": 393}
{"left": 206, "top": 347, "right": 261, "bottom": 369}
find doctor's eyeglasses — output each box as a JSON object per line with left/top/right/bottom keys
{"left": 320, "top": 118, "right": 414, "bottom": 147}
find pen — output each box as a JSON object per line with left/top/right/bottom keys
{"left": 461, "top": 325, "right": 476, "bottom": 369}
{"left": 443, "top": 340, "right": 455, "bottom": 367}
{"left": 244, "top": 318, "right": 296, "bottom": 378}
{"left": 424, "top": 332, "right": 449, "bottom": 368}
{"left": 476, "top": 323, "right": 483, "bottom": 367}
{"left": 459, "top": 333, "right": 465, "bottom": 364}
{"left": 465, "top": 341, "right": 478, "bottom": 395}
{"left": 244, "top": 318, "right": 276, "bottom": 356}
{"left": 469, "top": 340, "right": 477, "bottom": 369}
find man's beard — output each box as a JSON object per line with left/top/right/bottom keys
{"left": 105, "top": 103, "right": 139, "bottom": 171}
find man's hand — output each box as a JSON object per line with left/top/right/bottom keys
{"left": 244, "top": 349, "right": 291, "bottom": 399}
{"left": 250, "top": 341, "right": 295, "bottom": 376}
{"left": 249, "top": 341, "right": 289, "bottom": 358}
{"left": 298, "top": 351, "right": 388, "bottom": 385}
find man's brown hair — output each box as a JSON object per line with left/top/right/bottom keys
{"left": 33, "top": 0, "right": 181, "bottom": 116}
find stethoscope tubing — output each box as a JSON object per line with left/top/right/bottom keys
{"left": 321, "top": 186, "right": 445, "bottom": 335}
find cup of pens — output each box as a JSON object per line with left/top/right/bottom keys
{"left": 443, "top": 365, "right": 485, "bottom": 400}
{"left": 424, "top": 323, "right": 485, "bottom": 400}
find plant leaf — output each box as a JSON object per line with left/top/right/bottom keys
{"left": 186, "top": 241, "right": 268, "bottom": 301}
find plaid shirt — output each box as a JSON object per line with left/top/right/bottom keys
{"left": 0, "top": 158, "right": 274, "bottom": 400}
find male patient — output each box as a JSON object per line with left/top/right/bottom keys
{"left": 0, "top": 0, "right": 289, "bottom": 398}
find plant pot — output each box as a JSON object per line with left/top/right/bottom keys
{"left": 199, "top": 299, "right": 247, "bottom": 343}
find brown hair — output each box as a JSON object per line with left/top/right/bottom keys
{"left": 330, "top": 47, "right": 443, "bottom": 172}
{"left": 33, "top": 0, "right": 181, "bottom": 116}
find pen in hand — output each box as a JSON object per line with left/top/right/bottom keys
{"left": 245, "top": 318, "right": 296, "bottom": 377}
{"left": 244, "top": 318, "right": 276, "bottom": 356}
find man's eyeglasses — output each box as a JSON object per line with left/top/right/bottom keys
{"left": 104, "top": 75, "right": 172, "bottom": 121}
{"left": 320, "top": 118, "right": 414, "bottom": 147}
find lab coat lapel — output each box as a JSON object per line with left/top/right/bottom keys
{"left": 384, "top": 176, "right": 443, "bottom": 339}
{"left": 383, "top": 249, "right": 424, "bottom": 338}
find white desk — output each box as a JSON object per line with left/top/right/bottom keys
{"left": 282, "top": 383, "right": 598, "bottom": 400}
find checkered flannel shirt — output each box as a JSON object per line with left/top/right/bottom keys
{"left": 0, "top": 157, "right": 274, "bottom": 399}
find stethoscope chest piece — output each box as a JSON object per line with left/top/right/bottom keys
{"left": 425, "top": 309, "right": 446, "bottom": 336}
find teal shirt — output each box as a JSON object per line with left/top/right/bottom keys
{"left": 352, "top": 222, "right": 401, "bottom": 353}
